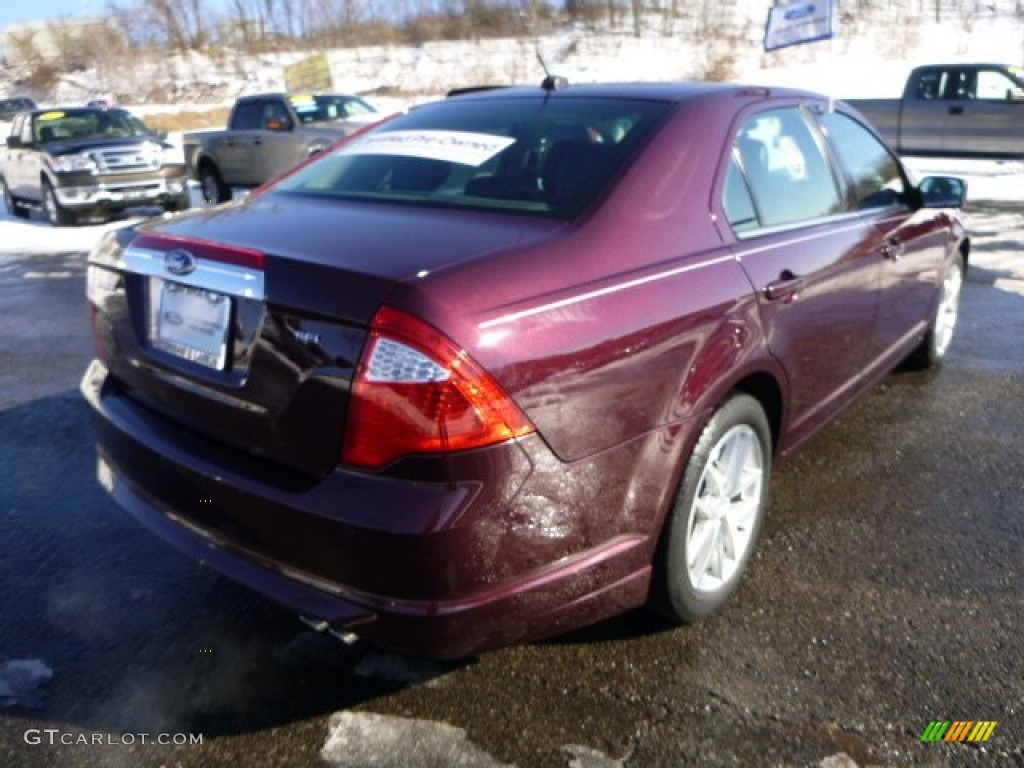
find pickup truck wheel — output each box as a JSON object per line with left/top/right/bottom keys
{"left": 654, "top": 393, "right": 771, "bottom": 624}
{"left": 199, "top": 164, "right": 231, "bottom": 204}
{"left": 1, "top": 177, "right": 29, "bottom": 219}
{"left": 906, "top": 253, "right": 964, "bottom": 369}
{"left": 42, "top": 180, "right": 76, "bottom": 227}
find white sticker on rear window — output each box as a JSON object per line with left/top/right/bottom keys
{"left": 339, "top": 130, "right": 515, "bottom": 167}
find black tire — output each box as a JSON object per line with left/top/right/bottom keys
{"left": 906, "top": 254, "right": 964, "bottom": 370}
{"left": 163, "top": 191, "right": 192, "bottom": 213}
{"left": 1, "top": 176, "right": 29, "bottom": 219}
{"left": 655, "top": 393, "right": 772, "bottom": 624}
{"left": 42, "top": 179, "right": 76, "bottom": 227}
{"left": 199, "top": 163, "right": 231, "bottom": 204}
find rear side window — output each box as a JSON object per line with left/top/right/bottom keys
{"left": 722, "top": 154, "right": 758, "bottom": 233}
{"left": 818, "top": 112, "right": 905, "bottom": 210}
{"left": 729, "top": 107, "right": 843, "bottom": 229}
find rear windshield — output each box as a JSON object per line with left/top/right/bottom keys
{"left": 33, "top": 109, "right": 153, "bottom": 142}
{"left": 268, "top": 96, "right": 672, "bottom": 218}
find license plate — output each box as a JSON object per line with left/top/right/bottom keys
{"left": 152, "top": 280, "right": 231, "bottom": 369}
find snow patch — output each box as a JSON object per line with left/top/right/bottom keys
{"left": 562, "top": 743, "right": 626, "bottom": 767}
{"left": 321, "top": 712, "right": 513, "bottom": 768}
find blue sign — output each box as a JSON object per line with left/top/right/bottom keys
{"left": 764, "top": 0, "right": 837, "bottom": 52}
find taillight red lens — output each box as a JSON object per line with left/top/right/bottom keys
{"left": 341, "top": 306, "right": 535, "bottom": 469}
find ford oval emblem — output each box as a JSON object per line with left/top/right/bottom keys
{"left": 164, "top": 249, "right": 197, "bottom": 276}
{"left": 784, "top": 3, "right": 817, "bottom": 20}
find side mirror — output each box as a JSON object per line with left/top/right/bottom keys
{"left": 266, "top": 119, "right": 292, "bottom": 132}
{"left": 6, "top": 136, "right": 23, "bottom": 148}
{"left": 918, "top": 175, "right": 966, "bottom": 209}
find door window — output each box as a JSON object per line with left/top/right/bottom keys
{"left": 729, "top": 107, "right": 843, "bottom": 229}
{"left": 818, "top": 111, "right": 906, "bottom": 210}
{"left": 231, "top": 102, "right": 262, "bottom": 130}
{"left": 975, "top": 69, "right": 1024, "bottom": 101}
{"left": 260, "top": 100, "right": 293, "bottom": 130}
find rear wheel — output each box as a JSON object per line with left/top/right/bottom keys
{"left": 907, "top": 254, "right": 964, "bottom": 369}
{"left": 1, "top": 176, "right": 29, "bottom": 219}
{"left": 655, "top": 393, "right": 771, "bottom": 623}
{"left": 42, "top": 179, "right": 76, "bottom": 227}
{"left": 199, "top": 163, "right": 231, "bottom": 204}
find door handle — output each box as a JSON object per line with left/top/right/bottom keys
{"left": 880, "top": 238, "right": 905, "bottom": 261}
{"left": 948, "top": 105, "right": 964, "bottom": 115}
{"left": 253, "top": 138, "right": 262, "bottom": 146}
{"left": 764, "top": 271, "right": 803, "bottom": 303}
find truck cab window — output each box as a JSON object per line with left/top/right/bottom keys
{"left": 232, "top": 102, "right": 262, "bottom": 130}
{"left": 916, "top": 72, "right": 944, "bottom": 100}
{"left": 976, "top": 70, "right": 1024, "bottom": 101}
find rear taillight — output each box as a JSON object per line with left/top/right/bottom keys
{"left": 341, "top": 306, "right": 535, "bottom": 469}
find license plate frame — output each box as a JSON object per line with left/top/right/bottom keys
{"left": 151, "top": 279, "right": 231, "bottom": 370}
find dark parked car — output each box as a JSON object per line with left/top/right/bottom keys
{"left": 0, "top": 97, "right": 38, "bottom": 121}
{"left": 82, "top": 81, "right": 969, "bottom": 659}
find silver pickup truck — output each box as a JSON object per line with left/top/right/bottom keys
{"left": 1, "top": 106, "right": 190, "bottom": 226}
{"left": 846, "top": 63, "right": 1024, "bottom": 159}
{"left": 183, "top": 92, "right": 381, "bottom": 203}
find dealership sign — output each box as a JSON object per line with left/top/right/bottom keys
{"left": 764, "top": 0, "right": 838, "bottom": 51}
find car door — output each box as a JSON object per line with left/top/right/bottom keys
{"left": 941, "top": 67, "right": 1024, "bottom": 156}
{"left": 216, "top": 100, "right": 262, "bottom": 185}
{"left": 816, "top": 110, "right": 949, "bottom": 369}
{"left": 722, "top": 105, "right": 882, "bottom": 451}
{"left": 11, "top": 115, "right": 44, "bottom": 200}
{"left": 897, "top": 68, "right": 951, "bottom": 155}
{"left": 254, "top": 98, "right": 303, "bottom": 181}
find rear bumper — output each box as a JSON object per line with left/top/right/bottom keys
{"left": 80, "top": 359, "right": 655, "bottom": 658}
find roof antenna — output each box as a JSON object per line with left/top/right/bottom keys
{"left": 536, "top": 47, "right": 568, "bottom": 92}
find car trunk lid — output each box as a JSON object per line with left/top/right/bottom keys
{"left": 90, "top": 197, "right": 562, "bottom": 476}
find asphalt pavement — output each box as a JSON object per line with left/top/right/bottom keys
{"left": 0, "top": 201, "right": 1021, "bottom": 768}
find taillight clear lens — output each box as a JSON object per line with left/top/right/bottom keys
{"left": 341, "top": 306, "right": 534, "bottom": 469}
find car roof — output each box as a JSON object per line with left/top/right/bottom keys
{"left": 237, "top": 92, "right": 365, "bottom": 101}
{"left": 441, "top": 80, "right": 822, "bottom": 105}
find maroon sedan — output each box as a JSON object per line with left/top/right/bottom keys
{"left": 82, "top": 81, "right": 969, "bottom": 659}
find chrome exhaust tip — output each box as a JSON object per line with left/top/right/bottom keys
{"left": 299, "top": 614, "right": 360, "bottom": 645}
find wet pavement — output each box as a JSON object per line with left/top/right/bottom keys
{"left": 0, "top": 201, "right": 1021, "bottom": 767}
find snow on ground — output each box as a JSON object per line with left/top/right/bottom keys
{"left": 1, "top": 23, "right": 1020, "bottom": 257}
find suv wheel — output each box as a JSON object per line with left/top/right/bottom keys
{"left": 42, "top": 179, "right": 76, "bottom": 227}
{"left": 1, "top": 176, "right": 29, "bottom": 219}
